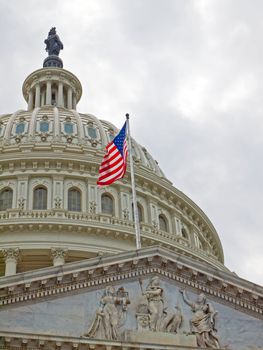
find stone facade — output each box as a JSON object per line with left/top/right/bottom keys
{"left": 0, "top": 248, "right": 262, "bottom": 349}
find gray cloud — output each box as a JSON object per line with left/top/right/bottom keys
{"left": 0, "top": 0, "right": 262, "bottom": 285}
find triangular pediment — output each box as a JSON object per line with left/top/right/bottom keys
{"left": 0, "top": 246, "right": 262, "bottom": 350}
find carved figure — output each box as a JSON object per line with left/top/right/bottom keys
{"left": 123, "top": 208, "right": 129, "bottom": 220}
{"left": 84, "top": 286, "right": 130, "bottom": 340}
{"left": 54, "top": 197, "right": 62, "bottom": 209}
{"left": 180, "top": 289, "right": 220, "bottom": 348}
{"left": 144, "top": 276, "right": 164, "bottom": 331}
{"left": 89, "top": 201, "right": 96, "bottom": 214}
{"left": 137, "top": 276, "right": 182, "bottom": 333}
{"left": 160, "top": 306, "right": 183, "bottom": 333}
{"left": 44, "top": 27, "right": 63, "bottom": 56}
{"left": 18, "top": 197, "right": 25, "bottom": 210}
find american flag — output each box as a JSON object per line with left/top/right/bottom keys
{"left": 97, "top": 121, "right": 128, "bottom": 186}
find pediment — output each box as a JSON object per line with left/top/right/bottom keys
{"left": 0, "top": 246, "right": 262, "bottom": 350}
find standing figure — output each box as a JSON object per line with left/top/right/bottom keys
{"left": 44, "top": 27, "right": 63, "bottom": 56}
{"left": 144, "top": 276, "right": 164, "bottom": 331}
{"left": 84, "top": 286, "right": 130, "bottom": 340}
{"left": 136, "top": 276, "right": 183, "bottom": 333}
{"left": 180, "top": 289, "right": 220, "bottom": 348}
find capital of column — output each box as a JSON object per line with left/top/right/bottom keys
{"left": 50, "top": 247, "right": 68, "bottom": 266}
{"left": 2, "top": 248, "right": 20, "bottom": 262}
{"left": 1, "top": 248, "right": 20, "bottom": 276}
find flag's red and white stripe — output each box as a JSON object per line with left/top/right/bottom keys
{"left": 97, "top": 140, "right": 128, "bottom": 186}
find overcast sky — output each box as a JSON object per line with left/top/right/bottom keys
{"left": 0, "top": 0, "right": 262, "bottom": 286}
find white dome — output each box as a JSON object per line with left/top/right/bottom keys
{"left": 0, "top": 106, "right": 166, "bottom": 179}
{"left": 0, "top": 66, "right": 225, "bottom": 276}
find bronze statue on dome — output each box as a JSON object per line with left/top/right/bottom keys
{"left": 44, "top": 27, "right": 63, "bottom": 56}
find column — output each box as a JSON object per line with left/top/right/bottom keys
{"left": 46, "top": 81, "right": 52, "bottom": 105}
{"left": 51, "top": 248, "right": 68, "bottom": 266}
{"left": 35, "top": 83, "right": 41, "bottom": 107}
{"left": 58, "top": 82, "right": 64, "bottom": 107}
{"left": 28, "top": 90, "right": 34, "bottom": 110}
{"left": 72, "top": 95, "right": 77, "bottom": 110}
{"left": 67, "top": 87, "right": 73, "bottom": 109}
{"left": 41, "top": 91, "right": 45, "bottom": 106}
{"left": 2, "top": 248, "right": 20, "bottom": 276}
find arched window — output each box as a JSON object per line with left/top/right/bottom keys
{"left": 159, "top": 214, "right": 168, "bottom": 232}
{"left": 101, "top": 194, "right": 114, "bottom": 215}
{"left": 33, "top": 186, "right": 47, "bottom": 210}
{"left": 132, "top": 202, "right": 143, "bottom": 222}
{"left": 0, "top": 188, "right": 13, "bottom": 211}
{"left": 68, "top": 188, "right": 81, "bottom": 212}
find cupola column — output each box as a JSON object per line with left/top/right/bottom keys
{"left": 72, "top": 95, "right": 77, "bottom": 109}
{"left": 51, "top": 248, "right": 68, "bottom": 266}
{"left": 28, "top": 90, "right": 34, "bottom": 111}
{"left": 2, "top": 248, "right": 20, "bottom": 276}
{"left": 67, "top": 87, "right": 73, "bottom": 109}
{"left": 46, "top": 80, "right": 52, "bottom": 105}
{"left": 58, "top": 81, "right": 64, "bottom": 107}
{"left": 41, "top": 91, "right": 45, "bottom": 106}
{"left": 35, "top": 83, "right": 41, "bottom": 108}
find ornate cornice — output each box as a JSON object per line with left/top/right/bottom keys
{"left": 0, "top": 247, "right": 261, "bottom": 319}
{"left": 0, "top": 330, "right": 229, "bottom": 350}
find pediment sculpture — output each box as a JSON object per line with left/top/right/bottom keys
{"left": 82, "top": 277, "right": 221, "bottom": 348}
{"left": 180, "top": 289, "right": 221, "bottom": 348}
{"left": 83, "top": 285, "right": 130, "bottom": 340}
{"left": 136, "top": 276, "right": 183, "bottom": 333}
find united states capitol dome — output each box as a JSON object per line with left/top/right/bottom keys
{"left": 0, "top": 28, "right": 225, "bottom": 277}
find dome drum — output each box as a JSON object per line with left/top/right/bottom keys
{"left": 0, "top": 148, "right": 225, "bottom": 276}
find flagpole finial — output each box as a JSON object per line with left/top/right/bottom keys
{"left": 125, "top": 113, "right": 129, "bottom": 120}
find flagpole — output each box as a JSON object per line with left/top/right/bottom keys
{"left": 126, "top": 113, "right": 141, "bottom": 250}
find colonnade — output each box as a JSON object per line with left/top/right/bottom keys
{"left": 1, "top": 247, "right": 68, "bottom": 276}
{"left": 27, "top": 81, "right": 77, "bottom": 110}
